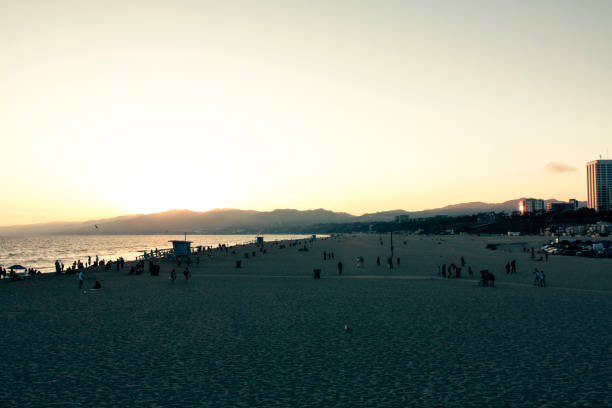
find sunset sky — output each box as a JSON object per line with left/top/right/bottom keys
{"left": 2, "top": 1, "right": 611, "bottom": 226}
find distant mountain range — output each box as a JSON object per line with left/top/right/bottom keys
{"left": 0, "top": 198, "right": 585, "bottom": 236}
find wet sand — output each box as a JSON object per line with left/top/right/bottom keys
{"left": 1, "top": 234, "right": 611, "bottom": 407}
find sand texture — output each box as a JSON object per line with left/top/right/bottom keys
{"left": 1, "top": 234, "right": 611, "bottom": 407}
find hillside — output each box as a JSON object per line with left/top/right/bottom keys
{"left": 0, "top": 199, "right": 584, "bottom": 235}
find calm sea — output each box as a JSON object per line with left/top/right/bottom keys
{"left": 0, "top": 234, "right": 317, "bottom": 273}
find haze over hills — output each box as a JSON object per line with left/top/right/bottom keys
{"left": 0, "top": 199, "right": 584, "bottom": 236}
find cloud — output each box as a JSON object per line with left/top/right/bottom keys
{"left": 545, "top": 162, "right": 576, "bottom": 173}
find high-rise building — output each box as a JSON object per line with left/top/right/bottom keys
{"left": 518, "top": 198, "right": 545, "bottom": 214}
{"left": 586, "top": 159, "right": 612, "bottom": 211}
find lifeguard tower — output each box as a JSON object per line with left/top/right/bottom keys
{"left": 169, "top": 240, "right": 192, "bottom": 257}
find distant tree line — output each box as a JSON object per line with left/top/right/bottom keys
{"left": 304, "top": 208, "right": 612, "bottom": 236}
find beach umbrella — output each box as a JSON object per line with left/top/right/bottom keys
{"left": 9, "top": 265, "right": 26, "bottom": 270}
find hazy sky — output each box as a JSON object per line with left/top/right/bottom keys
{"left": 2, "top": 0, "right": 611, "bottom": 225}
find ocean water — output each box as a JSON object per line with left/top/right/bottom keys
{"left": 0, "top": 234, "right": 317, "bottom": 273}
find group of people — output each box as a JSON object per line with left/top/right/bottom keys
{"left": 375, "top": 256, "right": 401, "bottom": 269}
{"left": 1, "top": 267, "right": 23, "bottom": 281}
{"left": 533, "top": 268, "right": 547, "bottom": 287}
{"left": 323, "top": 251, "right": 335, "bottom": 260}
{"left": 504, "top": 260, "right": 518, "bottom": 274}
{"left": 26, "top": 267, "right": 41, "bottom": 275}
{"left": 76, "top": 268, "right": 102, "bottom": 290}
{"left": 437, "top": 257, "right": 473, "bottom": 279}
{"left": 56, "top": 255, "right": 110, "bottom": 274}
{"left": 168, "top": 267, "right": 190, "bottom": 282}
{"left": 1, "top": 266, "right": 43, "bottom": 280}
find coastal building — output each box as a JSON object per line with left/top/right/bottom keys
{"left": 586, "top": 159, "right": 612, "bottom": 211}
{"left": 569, "top": 198, "right": 579, "bottom": 209}
{"left": 546, "top": 199, "right": 580, "bottom": 212}
{"left": 395, "top": 215, "right": 411, "bottom": 223}
{"left": 518, "top": 198, "right": 545, "bottom": 215}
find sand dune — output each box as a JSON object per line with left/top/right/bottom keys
{"left": 1, "top": 234, "right": 610, "bottom": 407}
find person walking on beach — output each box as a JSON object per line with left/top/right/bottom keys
{"left": 377, "top": 256, "right": 381, "bottom": 266}
{"left": 170, "top": 268, "right": 176, "bottom": 282}
{"left": 511, "top": 260, "right": 516, "bottom": 274}
{"left": 183, "top": 268, "right": 190, "bottom": 281}
{"left": 78, "top": 270, "right": 84, "bottom": 289}
{"left": 337, "top": 261, "right": 343, "bottom": 275}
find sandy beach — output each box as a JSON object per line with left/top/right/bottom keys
{"left": 1, "top": 234, "right": 611, "bottom": 407}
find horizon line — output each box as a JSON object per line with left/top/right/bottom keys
{"left": 0, "top": 196, "right": 587, "bottom": 228}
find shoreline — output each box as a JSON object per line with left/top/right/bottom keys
{"left": 0, "top": 233, "right": 322, "bottom": 275}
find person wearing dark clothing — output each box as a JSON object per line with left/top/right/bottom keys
{"left": 337, "top": 262, "right": 343, "bottom": 275}
{"left": 461, "top": 256, "right": 465, "bottom": 267}
{"left": 183, "top": 268, "right": 190, "bottom": 281}
{"left": 377, "top": 256, "right": 381, "bottom": 266}
{"left": 396, "top": 257, "right": 400, "bottom": 267}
